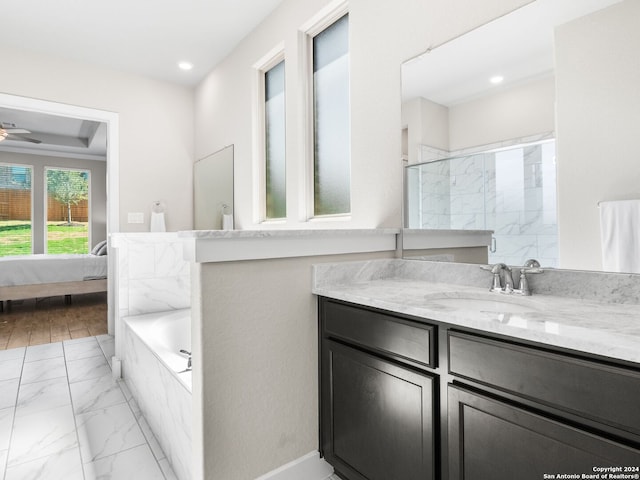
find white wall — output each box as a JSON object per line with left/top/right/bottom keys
{"left": 556, "top": 0, "right": 640, "bottom": 271}
{"left": 0, "top": 151, "right": 107, "bottom": 252}
{"left": 402, "top": 97, "right": 450, "bottom": 165}
{"left": 195, "top": 0, "right": 533, "bottom": 230}
{"left": 449, "top": 75, "right": 555, "bottom": 151}
{"left": 196, "top": 251, "right": 394, "bottom": 480}
{"left": 402, "top": 75, "right": 555, "bottom": 162}
{"left": 192, "top": 1, "right": 534, "bottom": 479}
{"left": 0, "top": 47, "right": 194, "bottom": 232}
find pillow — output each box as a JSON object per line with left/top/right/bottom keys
{"left": 91, "top": 240, "right": 107, "bottom": 255}
{"left": 96, "top": 243, "right": 108, "bottom": 256}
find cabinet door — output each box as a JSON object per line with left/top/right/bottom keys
{"left": 321, "top": 340, "right": 435, "bottom": 480}
{"left": 448, "top": 386, "right": 640, "bottom": 480}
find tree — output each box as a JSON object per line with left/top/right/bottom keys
{"left": 46, "top": 170, "right": 89, "bottom": 225}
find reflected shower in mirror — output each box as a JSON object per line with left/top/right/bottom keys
{"left": 401, "top": 0, "right": 640, "bottom": 272}
{"left": 193, "top": 145, "right": 234, "bottom": 230}
{"left": 406, "top": 139, "right": 558, "bottom": 267}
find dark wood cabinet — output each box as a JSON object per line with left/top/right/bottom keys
{"left": 319, "top": 299, "right": 437, "bottom": 480}
{"left": 448, "top": 386, "right": 640, "bottom": 480}
{"left": 321, "top": 340, "right": 435, "bottom": 480}
{"left": 318, "top": 297, "right": 640, "bottom": 480}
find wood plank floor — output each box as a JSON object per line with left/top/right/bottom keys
{"left": 0, "top": 292, "right": 107, "bottom": 349}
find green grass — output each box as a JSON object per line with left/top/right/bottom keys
{"left": 0, "top": 221, "right": 88, "bottom": 257}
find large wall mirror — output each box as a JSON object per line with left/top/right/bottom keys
{"left": 401, "top": 0, "right": 640, "bottom": 273}
{"left": 194, "top": 145, "right": 234, "bottom": 230}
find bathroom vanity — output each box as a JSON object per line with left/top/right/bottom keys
{"left": 314, "top": 259, "right": 640, "bottom": 480}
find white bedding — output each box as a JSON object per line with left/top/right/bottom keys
{"left": 0, "top": 254, "right": 108, "bottom": 287}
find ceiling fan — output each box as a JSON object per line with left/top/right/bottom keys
{"left": 0, "top": 122, "right": 42, "bottom": 144}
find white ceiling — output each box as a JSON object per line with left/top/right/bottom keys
{"left": 0, "top": 107, "right": 107, "bottom": 161}
{"left": 0, "top": 0, "right": 284, "bottom": 160}
{"left": 0, "top": 0, "right": 284, "bottom": 87}
{"left": 402, "top": 0, "right": 623, "bottom": 106}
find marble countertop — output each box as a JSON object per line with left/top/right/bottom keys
{"left": 178, "top": 229, "right": 399, "bottom": 263}
{"left": 312, "top": 260, "right": 640, "bottom": 365}
{"left": 178, "top": 228, "right": 400, "bottom": 239}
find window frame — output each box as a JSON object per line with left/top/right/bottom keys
{"left": 44, "top": 165, "right": 92, "bottom": 254}
{"left": 300, "top": 1, "right": 350, "bottom": 221}
{"left": 0, "top": 162, "right": 34, "bottom": 256}
{"left": 253, "top": 45, "right": 287, "bottom": 224}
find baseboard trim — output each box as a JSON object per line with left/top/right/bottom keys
{"left": 254, "top": 451, "right": 334, "bottom": 480}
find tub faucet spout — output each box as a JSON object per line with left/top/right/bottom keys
{"left": 179, "top": 349, "right": 192, "bottom": 370}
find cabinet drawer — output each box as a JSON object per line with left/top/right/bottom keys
{"left": 448, "top": 331, "right": 640, "bottom": 435}
{"left": 448, "top": 385, "right": 640, "bottom": 480}
{"left": 322, "top": 299, "right": 435, "bottom": 368}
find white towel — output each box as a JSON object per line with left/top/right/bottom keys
{"left": 150, "top": 211, "right": 166, "bottom": 232}
{"left": 599, "top": 199, "right": 640, "bottom": 273}
{"left": 222, "top": 213, "right": 234, "bottom": 230}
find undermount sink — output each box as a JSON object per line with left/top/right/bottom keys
{"left": 423, "top": 291, "right": 541, "bottom": 314}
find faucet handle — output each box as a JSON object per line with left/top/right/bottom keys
{"left": 521, "top": 259, "right": 543, "bottom": 274}
{"left": 480, "top": 263, "right": 508, "bottom": 274}
{"left": 522, "top": 267, "right": 543, "bottom": 274}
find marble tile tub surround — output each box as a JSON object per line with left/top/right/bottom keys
{"left": 111, "top": 233, "right": 190, "bottom": 318}
{"left": 0, "top": 336, "right": 178, "bottom": 480}
{"left": 312, "top": 258, "right": 640, "bottom": 364}
{"left": 122, "top": 322, "right": 191, "bottom": 480}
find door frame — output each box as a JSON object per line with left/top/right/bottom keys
{"left": 0, "top": 92, "right": 119, "bottom": 334}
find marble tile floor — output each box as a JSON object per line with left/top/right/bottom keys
{"left": 0, "top": 292, "right": 107, "bottom": 349}
{"left": 0, "top": 334, "right": 177, "bottom": 480}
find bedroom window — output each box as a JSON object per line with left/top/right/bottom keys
{"left": 265, "top": 59, "right": 286, "bottom": 220}
{"left": 45, "top": 168, "right": 90, "bottom": 254}
{"left": 0, "top": 164, "right": 33, "bottom": 257}
{"left": 312, "top": 13, "right": 350, "bottom": 217}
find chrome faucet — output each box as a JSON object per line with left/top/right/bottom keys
{"left": 483, "top": 260, "right": 543, "bottom": 296}
{"left": 485, "top": 263, "right": 514, "bottom": 293}
{"left": 179, "top": 349, "right": 192, "bottom": 372}
{"left": 515, "top": 259, "right": 543, "bottom": 296}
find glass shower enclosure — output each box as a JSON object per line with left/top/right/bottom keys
{"left": 405, "top": 140, "right": 558, "bottom": 267}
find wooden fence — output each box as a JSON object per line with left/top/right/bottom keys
{"left": 0, "top": 189, "right": 88, "bottom": 222}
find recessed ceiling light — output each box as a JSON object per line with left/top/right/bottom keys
{"left": 178, "top": 61, "right": 194, "bottom": 71}
{"left": 490, "top": 75, "right": 504, "bottom": 85}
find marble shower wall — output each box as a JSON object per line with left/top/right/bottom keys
{"left": 413, "top": 141, "right": 558, "bottom": 266}
{"left": 112, "top": 233, "right": 191, "bottom": 318}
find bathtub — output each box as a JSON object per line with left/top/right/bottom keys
{"left": 122, "top": 309, "right": 192, "bottom": 480}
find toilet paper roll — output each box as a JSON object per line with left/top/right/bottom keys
{"left": 222, "top": 214, "right": 234, "bottom": 230}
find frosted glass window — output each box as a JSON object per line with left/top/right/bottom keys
{"left": 313, "top": 14, "right": 350, "bottom": 216}
{"left": 265, "top": 60, "right": 286, "bottom": 219}
{"left": 0, "top": 164, "right": 33, "bottom": 256}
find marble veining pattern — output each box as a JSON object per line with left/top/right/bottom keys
{"left": 112, "top": 233, "right": 191, "bottom": 319}
{"left": 16, "top": 377, "right": 70, "bottom": 418}
{"left": 0, "top": 379, "right": 19, "bottom": 410}
{"left": 76, "top": 403, "right": 147, "bottom": 462}
{"left": 122, "top": 322, "right": 191, "bottom": 480}
{"left": 313, "top": 259, "right": 640, "bottom": 364}
{"left": 0, "top": 336, "right": 176, "bottom": 480}
{"left": 412, "top": 140, "right": 558, "bottom": 267}
{"left": 178, "top": 227, "right": 400, "bottom": 239}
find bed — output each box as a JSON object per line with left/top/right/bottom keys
{"left": 0, "top": 250, "right": 108, "bottom": 311}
